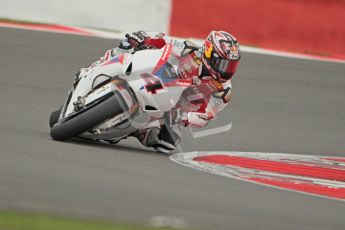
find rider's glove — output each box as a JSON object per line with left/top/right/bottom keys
{"left": 197, "top": 112, "right": 215, "bottom": 121}
{"left": 118, "top": 41, "right": 134, "bottom": 52}
{"left": 125, "top": 31, "right": 149, "bottom": 49}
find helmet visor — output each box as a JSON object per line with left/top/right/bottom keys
{"left": 210, "top": 56, "right": 239, "bottom": 80}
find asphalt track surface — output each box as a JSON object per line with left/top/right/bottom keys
{"left": 0, "top": 27, "right": 344, "bottom": 230}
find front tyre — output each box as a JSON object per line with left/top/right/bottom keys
{"left": 49, "top": 106, "right": 62, "bottom": 128}
{"left": 50, "top": 94, "right": 124, "bottom": 141}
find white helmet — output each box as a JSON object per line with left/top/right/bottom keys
{"left": 202, "top": 31, "right": 241, "bottom": 82}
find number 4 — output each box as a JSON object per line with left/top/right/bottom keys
{"left": 141, "top": 73, "right": 164, "bottom": 94}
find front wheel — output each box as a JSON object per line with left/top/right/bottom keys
{"left": 50, "top": 94, "right": 124, "bottom": 141}
{"left": 49, "top": 106, "right": 62, "bottom": 128}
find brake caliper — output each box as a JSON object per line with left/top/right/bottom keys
{"left": 73, "top": 96, "right": 85, "bottom": 111}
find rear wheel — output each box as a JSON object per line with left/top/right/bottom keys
{"left": 50, "top": 94, "right": 124, "bottom": 141}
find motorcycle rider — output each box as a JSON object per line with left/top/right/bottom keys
{"left": 78, "top": 31, "right": 241, "bottom": 153}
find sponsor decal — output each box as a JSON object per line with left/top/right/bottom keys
{"left": 204, "top": 40, "right": 213, "bottom": 59}
{"left": 141, "top": 73, "right": 164, "bottom": 94}
{"left": 95, "top": 84, "right": 111, "bottom": 95}
{"left": 210, "top": 79, "right": 223, "bottom": 90}
{"left": 155, "top": 32, "right": 166, "bottom": 38}
{"left": 220, "top": 41, "right": 240, "bottom": 60}
{"left": 193, "top": 55, "right": 202, "bottom": 65}
{"left": 152, "top": 44, "right": 173, "bottom": 75}
{"left": 101, "top": 54, "right": 124, "bottom": 67}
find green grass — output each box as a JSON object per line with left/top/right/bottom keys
{"left": 0, "top": 211, "right": 176, "bottom": 230}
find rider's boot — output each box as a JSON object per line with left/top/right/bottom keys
{"left": 135, "top": 126, "right": 181, "bottom": 153}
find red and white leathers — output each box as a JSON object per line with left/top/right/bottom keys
{"left": 81, "top": 31, "right": 236, "bottom": 153}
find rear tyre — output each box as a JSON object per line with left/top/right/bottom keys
{"left": 50, "top": 94, "right": 124, "bottom": 141}
{"left": 49, "top": 107, "right": 62, "bottom": 128}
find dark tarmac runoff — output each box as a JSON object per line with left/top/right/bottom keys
{"left": 0, "top": 27, "right": 344, "bottom": 230}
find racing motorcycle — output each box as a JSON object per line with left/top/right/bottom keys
{"left": 49, "top": 44, "right": 194, "bottom": 143}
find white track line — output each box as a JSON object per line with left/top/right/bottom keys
{"left": 1, "top": 22, "right": 344, "bottom": 64}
